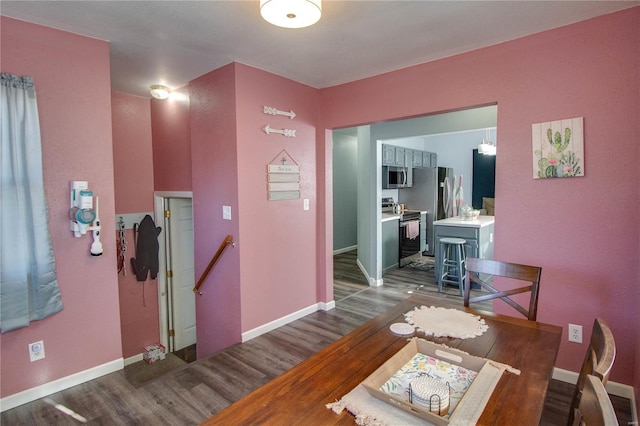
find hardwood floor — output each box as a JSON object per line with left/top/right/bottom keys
{"left": 1, "top": 250, "right": 632, "bottom": 425}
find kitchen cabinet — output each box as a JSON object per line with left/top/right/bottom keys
{"left": 404, "top": 149, "right": 414, "bottom": 187}
{"left": 382, "top": 218, "right": 399, "bottom": 273}
{"left": 395, "top": 147, "right": 406, "bottom": 166}
{"left": 382, "top": 144, "right": 407, "bottom": 166}
{"left": 383, "top": 145, "right": 436, "bottom": 169}
{"left": 382, "top": 144, "right": 396, "bottom": 166}
{"left": 433, "top": 217, "right": 494, "bottom": 280}
{"left": 422, "top": 151, "right": 432, "bottom": 168}
{"left": 412, "top": 150, "right": 423, "bottom": 167}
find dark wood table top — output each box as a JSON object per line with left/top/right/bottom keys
{"left": 201, "top": 294, "right": 562, "bottom": 425}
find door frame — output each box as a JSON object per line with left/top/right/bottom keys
{"left": 154, "top": 191, "right": 193, "bottom": 351}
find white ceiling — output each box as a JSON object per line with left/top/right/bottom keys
{"left": 2, "top": 1, "right": 637, "bottom": 98}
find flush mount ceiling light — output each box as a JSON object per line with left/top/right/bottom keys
{"left": 260, "top": 0, "right": 322, "bottom": 29}
{"left": 150, "top": 85, "right": 170, "bottom": 100}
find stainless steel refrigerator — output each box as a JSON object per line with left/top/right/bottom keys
{"left": 398, "top": 167, "right": 453, "bottom": 256}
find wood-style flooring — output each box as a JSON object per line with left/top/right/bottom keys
{"left": 1, "top": 250, "right": 632, "bottom": 425}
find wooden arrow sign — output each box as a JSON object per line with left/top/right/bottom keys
{"left": 263, "top": 105, "right": 296, "bottom": 120}
{"left": 263, "top": 125, "right": 296, "bottom": 137}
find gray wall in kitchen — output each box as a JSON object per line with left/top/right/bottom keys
{"left": 332, "top": 131, "right": 358, "bottom": 252}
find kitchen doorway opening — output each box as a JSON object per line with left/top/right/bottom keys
{"left": 154, "top": 192, "right": 196, "bottom": 360}
{"left": 331, "top": 104, "right": 497, "bottom": 291}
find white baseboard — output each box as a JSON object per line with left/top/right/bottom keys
{"left": 0, "top": 358, "right": 124, "bottom": 412}
{"left": 124, "top": 353, "right": 144, "bottom": 366}
{"left": 242, "top": 301, "right": 334, "bottom": 342}
{"left": 553, "top": 367, "right": 637, "bottom": 422}
{"left": 333, "top": 245, "right": 357, "bottom": 255}
{"left": 357, "top": 257, "right": 383, "bottom": 287}
{"left": 319, "top": 300, "right": 336, "bottom": 311}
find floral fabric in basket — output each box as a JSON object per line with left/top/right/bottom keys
{"left": 380, "top": 353, "right": 477, "bottom": 417}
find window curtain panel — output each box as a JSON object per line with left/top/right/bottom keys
{"left": 1, "top": 73, "right": 63, "bottom": 333}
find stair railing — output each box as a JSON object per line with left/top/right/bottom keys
{"left": 193, "top": 234, "right": 235, "bottom": 295}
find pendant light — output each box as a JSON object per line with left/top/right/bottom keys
{"left": 478, "top": 128, "right": 496, "bottom": 156}
{"left": 260, "top": 0, "right": 322, "bottom": 29}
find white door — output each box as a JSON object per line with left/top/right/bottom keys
{"left": 167, "top": 198, "right": 196, "bottom": 351}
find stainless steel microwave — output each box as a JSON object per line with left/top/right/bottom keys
{"left": 382, "top": 166, "right": 410, "bottom": 189}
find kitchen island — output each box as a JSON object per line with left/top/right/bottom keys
{"left": 433, "top": 216, "right": 495, "bottom": 280}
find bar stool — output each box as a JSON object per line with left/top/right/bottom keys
{"left": 438, "top": 238, "right": 467, "bottom": 296}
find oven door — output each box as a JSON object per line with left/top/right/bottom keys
{"left": 399, "top": 219, "right": 421, "bottom": 265}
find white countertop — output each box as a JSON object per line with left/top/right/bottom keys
{"left": 432, "top": 216, "right": 495, "bottom": 228}
{"left": 381, "top": 210, "right": 427, "bottom": 223}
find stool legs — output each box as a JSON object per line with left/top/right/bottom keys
{"left": 438, "top": 240, "right": 466, "bottom": 296}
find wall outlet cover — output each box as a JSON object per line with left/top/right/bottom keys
{"left": 568, "top": 324, "right": 582, "bottom": 343}
{"left": 29, "top": 340, "right": 46, "bottom": 362}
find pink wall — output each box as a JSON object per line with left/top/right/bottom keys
{"left": 319, "top": 7, "right": 639, "bottom": 389}
{"left": 151, "top": 85, "right": 192, "bottom": 191}
{"left": 112, "top": 92, "right": 154, "bottom": 212}
{"left": 188, "top": 63, "right": 321, "bottom": 356}
{"left": 1, "top": 17, "right": 121, "bottom": 396}
{"left": 189, "top": 64, "right": 242, "bottom": 356}
{"left": 235, "top": 64, "right": 319, "bottom": 330}
{"left": 111, "top": 92, "right": 159, "bottom": 359}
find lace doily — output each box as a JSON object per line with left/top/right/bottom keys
{"left": 404, "top": 305, "right": 488, "bottom": 339}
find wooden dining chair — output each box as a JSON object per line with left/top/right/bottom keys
{"left": 571, "top": 375, "right": 619, "bottom": 426}
{"left": 463, "top": 257, "right": 542, "bottom": 321}
{"left": 567, "top": 318, "right": 616, "bottom": 425}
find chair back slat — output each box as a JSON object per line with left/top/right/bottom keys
{"left": 571, "top": 375, "right": 618, "bottom": 426}
{"left": 567, "top": 318, "right": 617, "bottom": 425}
{"left": 464, "top": 257, "right": 541, "bottom": 321}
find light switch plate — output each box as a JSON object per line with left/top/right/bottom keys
{"left": 223, "top": 206, "right": 232, "bottom": 220}
{"left": 303, "top": 199, "right": 309, "bottom": 210}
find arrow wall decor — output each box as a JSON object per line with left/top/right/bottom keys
{"left": 263, "top": 125, "right": 296, "bottom": 137}
{"left": 263, "top": 105, "right": 296, "bottom": 120}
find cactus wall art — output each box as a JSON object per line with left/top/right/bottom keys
{"left": 532, "top": 117, "right": 584, "bottom": 179}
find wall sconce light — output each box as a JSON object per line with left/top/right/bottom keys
{"left": 150, "top": 85, "right": 171, "bottom": 100}
{"left": 260, "top": 0, "right": 322, "bottom": 29}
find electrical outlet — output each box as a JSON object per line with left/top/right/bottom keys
{"left": 29, "top": 340, "right": 46, "bottom": 362}
{"left": 568, "top": 324, "right": 582, "bottom": 343}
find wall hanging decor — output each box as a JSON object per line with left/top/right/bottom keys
{"left": 263, "top": 105, "right": 296, "bottom": 119}
{"left": 263, "top": 124, "right": 296, "bottom": 137}
{"left": 267, "top": 150, "right": 300, "bottom": 200}
{"left": 532, "top": 117, "right": 584, "bottom": 179}
{"left": 263, "top": 104, "right": 297, "bottom": 137}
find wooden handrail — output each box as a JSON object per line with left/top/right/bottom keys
{"left": 193, "top": 234, "right": 235, "bottom": 295}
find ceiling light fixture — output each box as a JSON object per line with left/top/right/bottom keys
{"left": 150, "top": 85, "right": 170, "bottom": 100}
{"left": 260, "top": 0, "right": 322, "bottom": 29}
{"left": 478, "top": 129, "right": 496, "bottom": 156}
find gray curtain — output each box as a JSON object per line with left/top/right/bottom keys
{"left": 1, "top": 73, "right": 63, "bottom": 333}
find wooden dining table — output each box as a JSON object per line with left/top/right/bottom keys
{"left": 201, "top": 294, "right": 562, "bottom": 425}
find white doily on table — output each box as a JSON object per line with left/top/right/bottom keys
{"left": 404, "top": 305, "right": 488, "bottom": 339}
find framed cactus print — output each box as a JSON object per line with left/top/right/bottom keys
{"left": 532, "top": 117, "right": 584, "bottom": 179}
